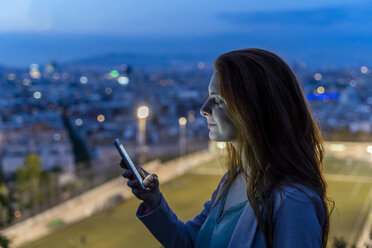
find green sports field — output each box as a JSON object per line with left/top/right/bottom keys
{"left": 20, "top": 156, "right": 372, "bottom": 248}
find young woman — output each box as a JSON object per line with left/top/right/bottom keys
{"left": 121, "top": 48, "right": 334, "bottom": 247}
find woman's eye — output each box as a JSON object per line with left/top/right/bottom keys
{"left": 213, "top": 98, "right": 223, "bottom": 105}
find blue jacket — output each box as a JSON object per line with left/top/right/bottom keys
{"left": 136, "top": 173, "right": 325, "bottom": 248}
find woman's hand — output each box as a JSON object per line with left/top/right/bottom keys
{"left": 120, "top": 159, "right": 162, "bottom": 210}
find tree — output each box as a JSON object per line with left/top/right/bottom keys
{"left": 0, "top": 233, "right": 10, "bottom": 248}
{"left": 39, "top": 170, "right": 60, "bottom": 207}
{"left": 0, "top": 165, "right": 12, "bottom": 228}
{"left": 14, "top": 154, "right": 42, "bottom": 213}
{"left": 0, "top": 165, "right": 5, "bottom": 183}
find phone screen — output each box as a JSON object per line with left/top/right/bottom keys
{"left": 113, "top": 138, "right": 145, "bottom": 190}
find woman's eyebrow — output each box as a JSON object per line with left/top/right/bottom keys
{"left": 209, "top": 91, "right": 219, "bottom": 96}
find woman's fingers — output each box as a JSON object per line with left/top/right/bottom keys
{"left": 136, "top": 165, "right": 149, "bottom": 179}
{"left": 120, "top": 159, "right": 129, "bottom": 170}
{"left": 127, "top": 179, "right": 139, "bottom": 188}
{"left": 142, "top": 174, "right": 152, "bottom": 186}
{"left": 143, "top": 174, "right": 158, "bottom": 187}
{"left": 143, "top": 174, "right": 159, "bottom": 192}
{"left": 122, "top": 170, "right": 133, "bottom": 180}
{"left": 120, "top": 160, "right": 159, "bottom": 196}
{"left": 120, "top": 160, "right": 148, "bottom": 180}
{"left": 132, "top": 188, "right": 142, "bottom": 195}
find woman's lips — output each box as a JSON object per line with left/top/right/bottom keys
{"left": 208, "top": 124, "right": 216, "bottom": 128}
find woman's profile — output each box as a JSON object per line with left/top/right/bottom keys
{"left": 121, "top": 48, "right": 334, "bottom": 247}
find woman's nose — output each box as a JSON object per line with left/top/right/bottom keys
{"left": 200, "top": 100, "right": 211, "bottom": 117}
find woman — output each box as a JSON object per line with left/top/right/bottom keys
{"left": 121, "top": 48, "right": 334, "bottom": 247}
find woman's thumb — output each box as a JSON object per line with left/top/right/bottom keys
{"left": 136, "top": 165, "right": 149, "bottom": 179}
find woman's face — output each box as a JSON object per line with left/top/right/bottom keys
{"left": 200, "top": 72, "right": 237, "bottom": 142}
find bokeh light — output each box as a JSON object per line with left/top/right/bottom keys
{"left": 7, "top": 74, "right": 16, "bottom": 81}
{"left": 314, "top": 73, "right": 322, "bottom": 81}
{"left": 80, "top": 76, "right": 88, "bottom": 84}
{"left": 52, "top": 73, "right": 60, "bottom": 80}
{"left": 117, "top": 76, "right": 129, "bottom": 85}
{"left": 187, "top": 110, "right": 195, "bottom": 123}
{"left": 198, "top": 62, "right": 205, "bottom": 69}
{"left": 97, "top": 114, "right": 105, "bottom": 122}
{"left": 179, "top": 117, "right": 187, "bottom": 125}
{"left": 110, "top": 70, "right": 119, "bottom": 78}
{"left": 317, "top": 86, "right": 325, "bottom": 94}
{"left": 75, "top": 118, "right": 83, "bottom": 126}
{"left": 53, "top": 133, "right": 61, "bottom": 141}
{"left": 349, "top": 80, "right": 357, "bottom": 87}
{"left": 33, "top": 91, "right": 42, "bottom": 99}
{"left": 105, "top": 87, "right": 113, "bottom": 94}
{"left": 137, "top": 106, "right": 149, "bottom": 119}
{"left": 29, "top": 64, "right": 41, "bottom": 79}
{"left": 14, "top": 210, "right": 22, "bottom": 218}
{"left": 361, "top": 66, "right": 368, "bottom": 74}
{"left": 367, "top": 146, "right": 372, "bottom": 155}
{"left": 23, "top": 78, "right": 31, "bottom": 86}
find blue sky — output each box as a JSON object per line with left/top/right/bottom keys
{"left": 0, "top": 0, "right": 371, "bottom": 68}
{"left": 0, "top": 0, "right": 365, "bottom": 35}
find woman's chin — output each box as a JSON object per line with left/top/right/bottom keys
{"left": 209, "top": 133, "right": 222, "bottom": 142}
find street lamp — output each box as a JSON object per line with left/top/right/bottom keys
{"left": 137, "top": 105, "right": 149, "bottom": 164}
{"left": 179, "top": 117, "right": 187, "bottom": 157}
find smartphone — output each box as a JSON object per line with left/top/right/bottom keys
{"left": 113, "top": 138, "right": 145, "bottom": 190}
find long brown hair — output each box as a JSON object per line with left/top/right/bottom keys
{"left": 212, "top": 48, "right": 334, "bottom": 247}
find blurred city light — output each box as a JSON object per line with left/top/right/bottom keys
{"left": 33, "top": 91, "right": 42, "bottom": 99}
{"left": 7, "top": 73, "right": 16, "bottom": 81}
{"left": 198, "top": 62, "right": 205, "bottom": 69}
{"left": 46, "top": 63, "right": 55, "bottom": 73}
{"left": 30, "top": 70, "right": 41, "bottom": 79}
{"left": 361, "top": 66, "right": 368, "bottom": 74}
{"left": 80, "top": 76, "right": 88, "bottom": 84}
{"left": 52, "top": 73, "right": 60, "bottom": 80}
{"left": 105, "top": 87, "right": 113, "bottom": 95}
{"left": 29, "top": 64, "right": 41, "bottom": 79}
{"left": 317, "top": 86, "right": 325, "bottom": 94}
{"left": 187, "top": 110, "right": 195, "bottom": 123}
{"left": 367, "top": 146, "right": 372, "bottom": 155}
{"left": 14, "top": 210, "right": 21, "bottom": 218}
{"left": 75, "top": 118, "right": 83, "bottom": 126}
{"left": 314, "top": 73, "right": 322, "bottom": 81}
{"left": 349, "top": 80, "right": 357, "bottom": 87}
{"left": 97, "top": 114, "right": 105, "bottom": 122}
{"left": 53, "top": 133, "right": 61, "bottom": 141}
{"left": 179, "top": 117, "right": 187, "bottom": 126}
{"left": 137, "top": 106, "right": 149, "bottom": 119}
{"left": 110, "top": 70, "right": 119, "bottom": 78}
{"left": 117, "top": 76, "right": 129, "bottom": 85}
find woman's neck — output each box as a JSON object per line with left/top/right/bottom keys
{"left": 230, "top": 141, "right": 249, "bottom": 175}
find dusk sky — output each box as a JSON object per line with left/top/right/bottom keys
{"left": 0, "top": 0, "right": 371, "bottom": 67}
{"left": 0, "top": 0, "right": 364, "bottom": 35}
